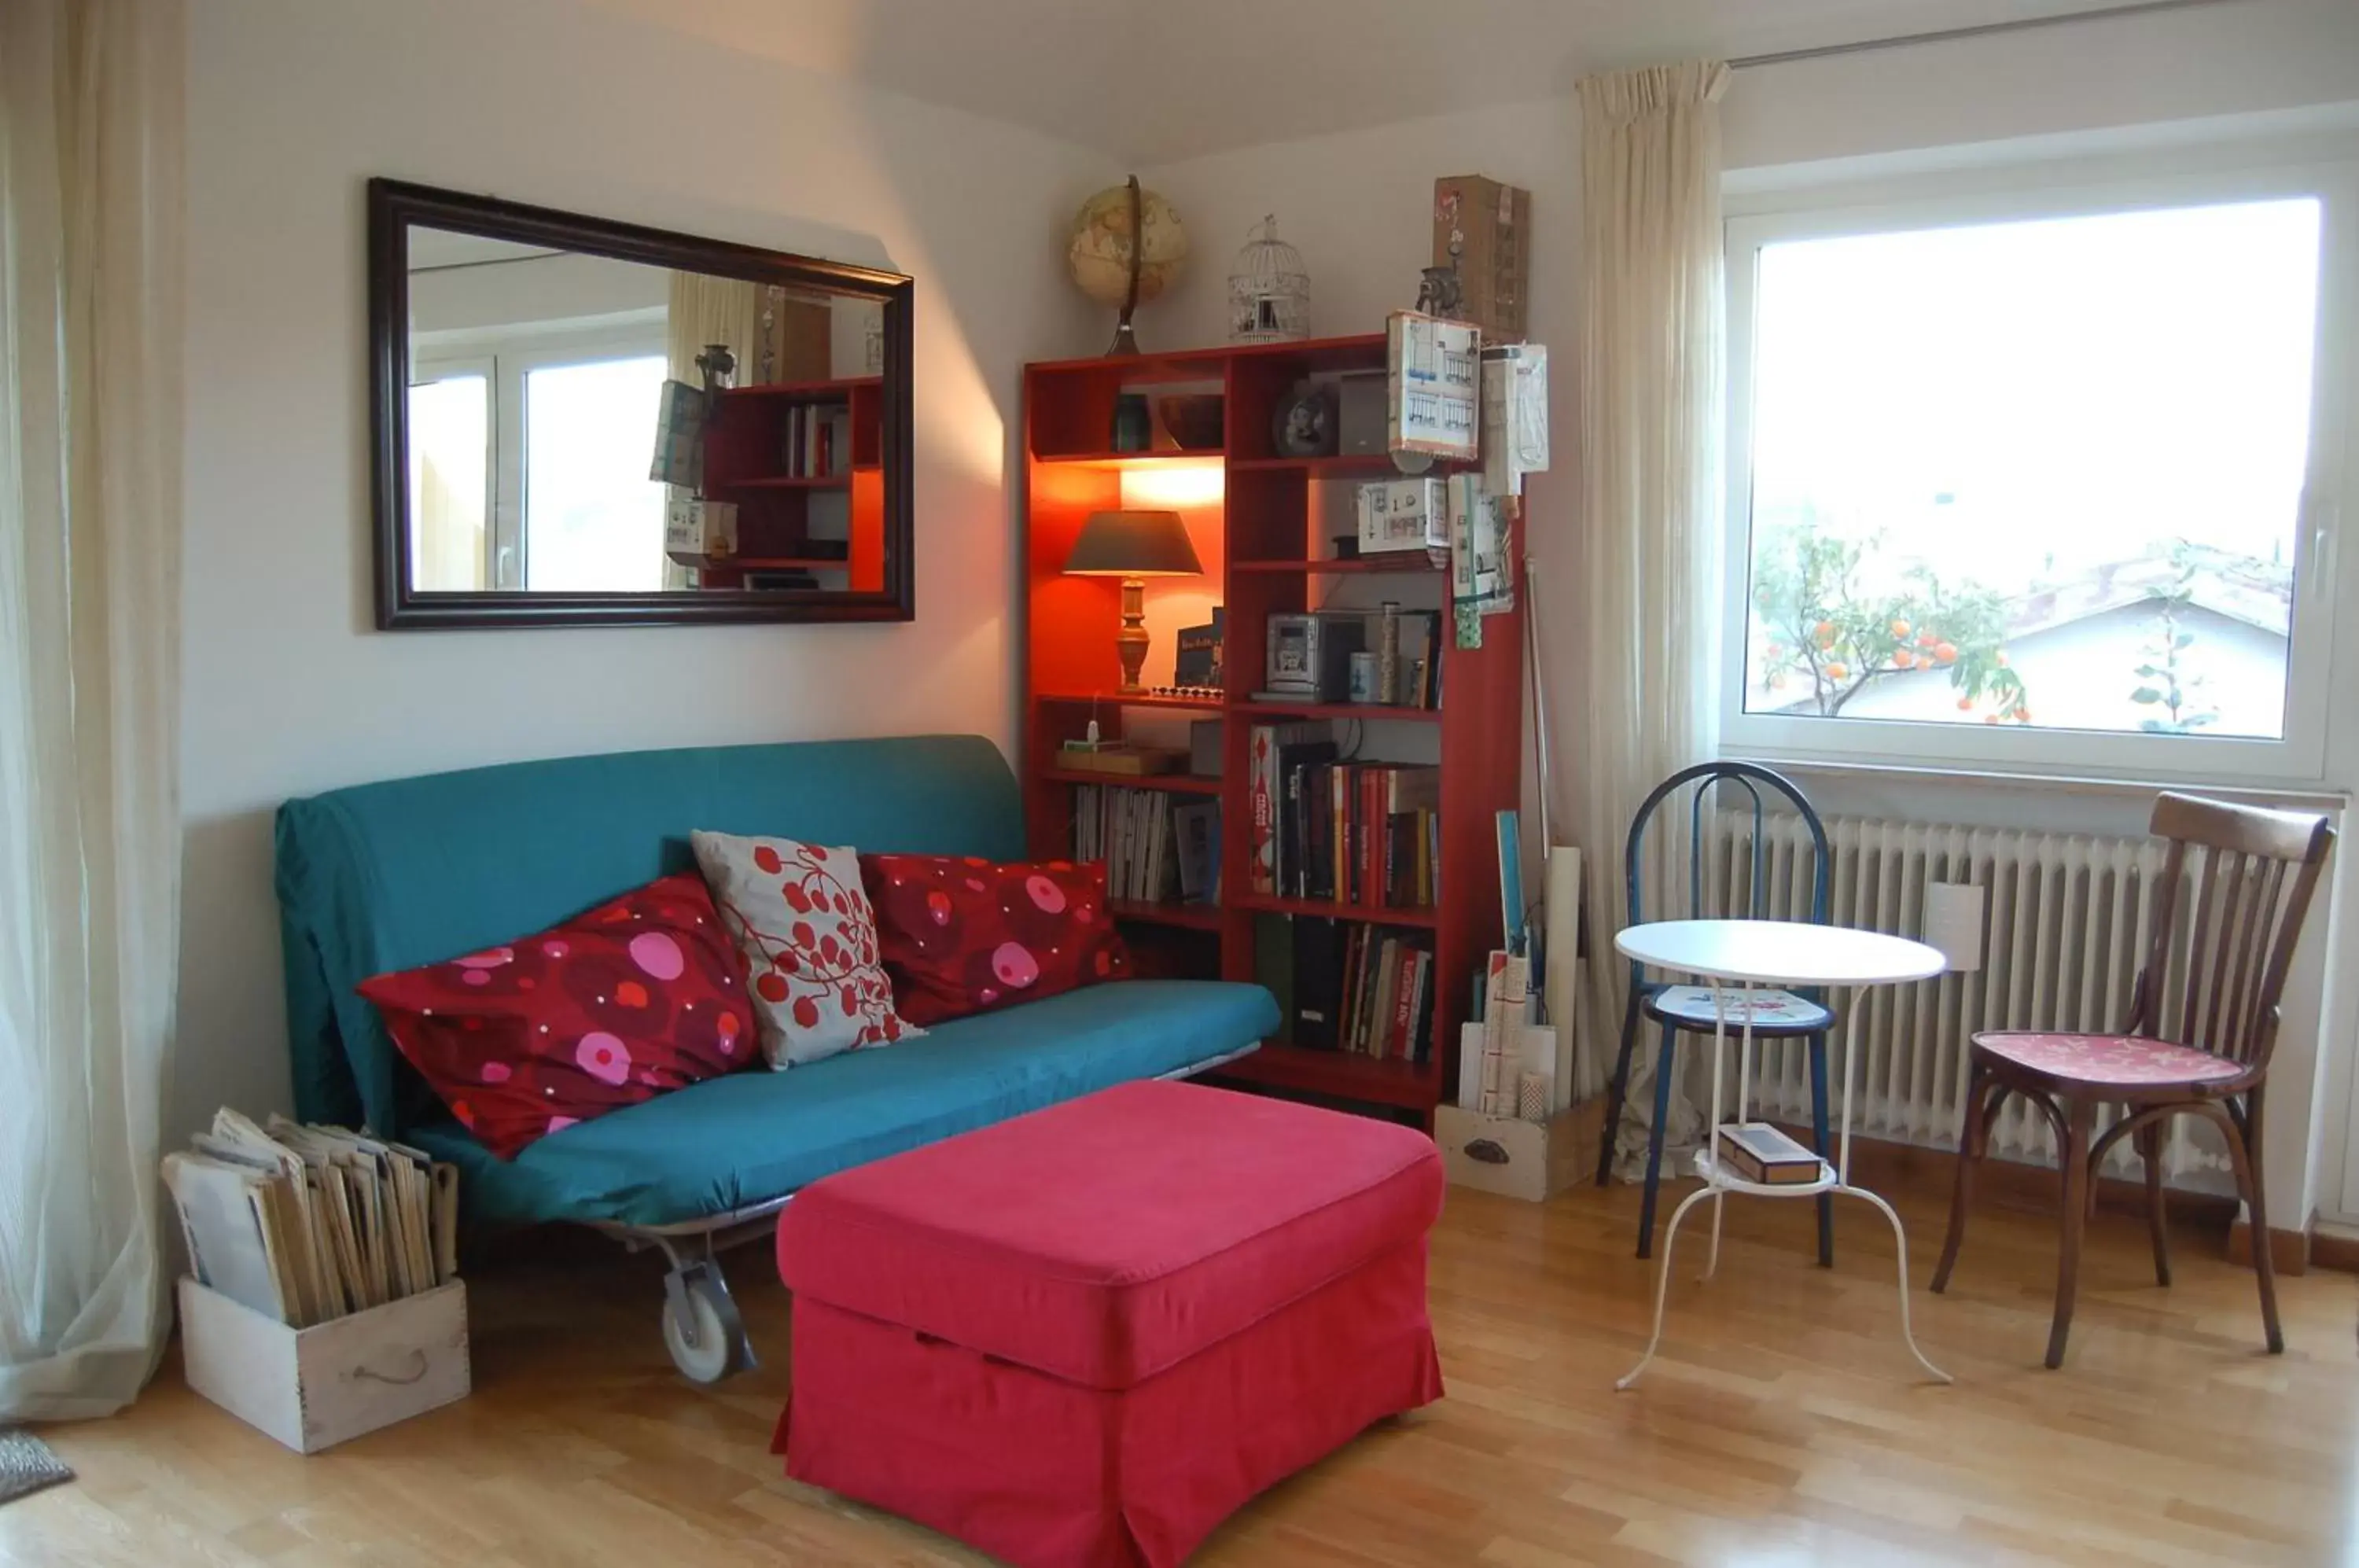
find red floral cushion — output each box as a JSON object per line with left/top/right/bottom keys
{"left": 859, "top": 855, "right": 1131, "bottom": 1027}
{"left": 1974, "top": 1031, "right": 2243, "bottom": 1087}
{"left": 358, "top": 873, "right": 756, "bottom": 1159}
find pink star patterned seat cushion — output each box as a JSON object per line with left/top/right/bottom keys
{"left": 1973, "top": 1031, "right": 2244, "bottom": 1088}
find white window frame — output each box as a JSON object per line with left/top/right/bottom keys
{"left": 414, "top": 313, "right": 667, "bottom": 590}
{"left": 1721, "top": 152, "right": 2357, "bottom": 786}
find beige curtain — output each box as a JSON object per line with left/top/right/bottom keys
{"left": 1571, "top": 61, "right": 1731, "bottom": 1169}
{"left": 0, "top": 0, "right": 186, "bottom": 1418}
{"left": 661, "top": 274, "right": 767, "bottom": 588}
{"left": 666, "top": 271, "right": 766, "bottom": 388}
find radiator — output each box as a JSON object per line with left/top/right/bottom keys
{"left": 1691, "top": 813, "right": 2219, "bottom": 1181}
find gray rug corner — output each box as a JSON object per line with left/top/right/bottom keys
{"left": 0, "top": 1426, "right": 73, "bottom": 1508}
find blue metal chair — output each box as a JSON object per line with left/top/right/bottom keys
{"left": 1593, "top": 762, "right": 1837, "bottom": 1262}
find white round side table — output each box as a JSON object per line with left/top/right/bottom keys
{"left": 1612, "top": 918, "right": 1952, "bottom": 1389}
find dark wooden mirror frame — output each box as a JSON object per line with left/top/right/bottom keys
{"left": 368, "top": 178, "right": 915, "bottom": 628}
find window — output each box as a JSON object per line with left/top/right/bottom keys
{"left": 1724, "top": 161, "right": 2352, "bottom": 780}
{"left": 518, "top": 355, "right": 668, "bottom": 592}
{"left": 410, "top": 325, "right": 668, "bottom": 592}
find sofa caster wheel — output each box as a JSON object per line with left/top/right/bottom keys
{"left": 662, "top": 1264, "right": 752, "bottom": 1384}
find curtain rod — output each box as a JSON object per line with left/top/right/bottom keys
{"left": 1728, "top": 0, "right": 2251, "bottom": 70}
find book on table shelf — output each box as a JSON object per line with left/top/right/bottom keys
{"left": 1247, "top": 720, "right": 1441, "bottom": 908}
{"left": 1712, "top": 1121, "right": 1824, "bottom": 1186}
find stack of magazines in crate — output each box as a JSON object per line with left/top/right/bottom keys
{"left": 163, "top": 1110, "right": 458, "bottom": 1327}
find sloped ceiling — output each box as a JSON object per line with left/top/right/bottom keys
{"left": 573, "top": 0, "right": 2180, "bottom": 162}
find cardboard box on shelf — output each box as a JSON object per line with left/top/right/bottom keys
{"left": 1433, "top": 175, "right": 1531, "bottom": 342}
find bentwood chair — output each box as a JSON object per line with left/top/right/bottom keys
{"left": 1595, "top": 762, "right": 1837, "bottom": 1262}
{"left": 1930, "top": 792, "right": 2335, "bottom": 1368}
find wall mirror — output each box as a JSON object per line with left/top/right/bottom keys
{"left": 369, "top": 179, "right": 914, "bottom": 628}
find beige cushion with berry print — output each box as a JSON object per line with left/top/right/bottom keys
{"left": 690, "top": 830, "right": 922, "bottom": 1069}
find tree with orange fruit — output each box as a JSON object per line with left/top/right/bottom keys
{"left": 1750, "top": 521, "right": 2030, "bottom": 722}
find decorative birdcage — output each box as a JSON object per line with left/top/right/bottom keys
{"left": 1227, "top": 215, "right": 1309, "bottom": 344}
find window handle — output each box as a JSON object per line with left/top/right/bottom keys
{"left": 2310, "top": 494, "right": 2337, "bottom": 602}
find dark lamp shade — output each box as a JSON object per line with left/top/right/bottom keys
{"left": 1062, "top": 509, "right": 1202, "bottom": 577}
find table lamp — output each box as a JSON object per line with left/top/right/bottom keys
{"left": 1062, "top": 508, "right": 1202, "bottom": 694}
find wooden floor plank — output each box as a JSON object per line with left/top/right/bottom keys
{"left": 7, "top": 1174, "right": 2355, "bottom": 1566}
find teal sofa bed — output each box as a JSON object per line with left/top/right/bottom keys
{"left": 276, "top": 733, "right": 1279, "bottom": 1379}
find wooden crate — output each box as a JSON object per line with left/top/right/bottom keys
{"left": 1434, "top": 1096, "right": 1605, "bottom": 1202}
{"left": 178, "top": 1276, "right": 470, "bottom": 1453}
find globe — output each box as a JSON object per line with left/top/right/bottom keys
{"left": 1067, "top": 182, "right": 1188, "bottom": 335}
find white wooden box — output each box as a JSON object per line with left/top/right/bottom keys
{"left": 1433, "top": 1098, "right": 1605, "bottom": 1202}
{"left": 178, "top": 1276, "right": 470, "bottom": 1453}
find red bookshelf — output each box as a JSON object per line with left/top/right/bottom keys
{"left": 699, "top": 376, "right": 885, "bottom": 592}
{"left": 1020, "top": 334, "right": 1525, "bottom": 1125}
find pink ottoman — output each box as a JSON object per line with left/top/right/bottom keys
{"left": 772, "top": 1080, "right": 1444, "bottom": 1568}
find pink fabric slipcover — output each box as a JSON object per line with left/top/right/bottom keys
{"left": 774, "top": 1079, "right": 1445, "bottom": 1568}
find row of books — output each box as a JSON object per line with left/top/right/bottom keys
{"left": 1274, "top": 918, "right": 1437, "bottom": 1062}
{"left": 163, "top": 1110, "right": 458, "bottom": 1328}
{"left": 1247, "top": 723, "right": 1440, "bottom": 908}
{"left": 1073, "top": 786, "right": 1220, "bottom": 905}
{"left": 782, "top": 401, "right": 854, "bottom": 478}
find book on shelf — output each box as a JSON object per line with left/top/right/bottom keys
{"left": 1173, "top": 799, "right": 1221, "bottom": 904}
{"left": 1253, "top": 915, "right": 1433, "bottom": 1063}
{"left": 1334, "top": 926, "right": 1436, "bottom": 1062}
{"left": 781, "top": 401, "right": 854, "bottom": 478}
{"left": 1254, "top": 742, "right": 1440, "bottom": 911}
{"left": 1073, "top": 784, "right": 1181, "bottom": 906}
{"left": 1290, "top": 916, "right": 1347, "bottom": 1050}
{"left": 1712, "top": 1121, "right": 1824, "bottom": 1186}
{"left": 1246, "top": 720, "right": 1327, "bottom": 896}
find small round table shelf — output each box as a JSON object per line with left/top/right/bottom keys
{"left": 1611, "top": 918, "right": 1952, "bottom": 1390}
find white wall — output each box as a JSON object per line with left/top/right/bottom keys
{"left": 1139, "top": 0, "right": 2359, "bottom": 1220}
{"left": 176, "top": 0, "right": 1116, "bottom": 1140}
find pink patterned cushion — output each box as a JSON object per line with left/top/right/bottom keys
{"left": 1974, "top": 1032, "right": 2243, "bottom": 1087}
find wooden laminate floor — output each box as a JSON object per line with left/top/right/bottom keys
{"left": 8, "top": 1174, "right": 2357, "bottom": 1567}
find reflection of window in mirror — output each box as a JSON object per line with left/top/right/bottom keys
{"left": 407, "top": 370, "right": 488, "bottom": 591}
{"left": 408, "top": 230, "right": 671, "bottom": 591}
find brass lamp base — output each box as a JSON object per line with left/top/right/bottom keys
{"left": 1116, "top": 576, "right": 1149, "bottom": 694}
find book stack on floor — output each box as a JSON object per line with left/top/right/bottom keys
{"left": 1075, "top": 786, "right": 1223, "bottom": 905}
{"left": 164, "top": 1110, "right": 458, "bottom": 1327}
{"left": 167, "top": 1110, "right": 472, "bottom": 1453}
{"left": 1281, "top": 918, "right": 1437, "bottom": 1063}
{"left": 1246, "top": 721, "right": 1440, "bottom": 909}
{"left": 782, "top": 400, "right": 853, "bottom": 477}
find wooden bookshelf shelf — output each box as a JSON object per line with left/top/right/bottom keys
{"left": 1030, "top": 450, "right": 1224, "bottom": 469}
{"left": 1231, "top": 699, "right": 1443, "bottom": 724}
{"left": 1021, "top": 332, "right": 1526, "bottom": 1126}
{"left": 1106, "top": 899, "right": 1224, "bottom": 931}
{"left": 1226, "top": 453, "right": 1398, "bottom": 474}
{"left": 700, "top": 375, "right": 886, "bottom": 591}
{"left": 713, "top": 474, "right": 852, "bottom": 491}
{"left": 1210, "top": 1043, "right": 1438, "bottom": 1109}
{"left": 1231, "top": 556, "right": 1442, "bottom": 576}
{"left": 1229, "top": 894, "right": 1440, "bottom": 929}
{"left": 1040, "top": 769, "right": 1223, "bottom": 795}
{"left": 1036, "top": 691, "right": 1224, "bottom": 712}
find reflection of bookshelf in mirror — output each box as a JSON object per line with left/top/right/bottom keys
{"left": 1021, "top": 334, "right": 1526, "bottom": 1125}
{"left": 693, "top": 376, "right": 884, "bottom": 591}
